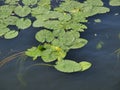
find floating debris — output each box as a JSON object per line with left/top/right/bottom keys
{"left": 96, "top": 41, "right": 104, "bottom": 50}
{"left": 94, "top": 19, "right": 101, "bottom": 23}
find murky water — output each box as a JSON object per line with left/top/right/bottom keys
{"left": 0, "top": 1, "right": 120, "bottom": 90}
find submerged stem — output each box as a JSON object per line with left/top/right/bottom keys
{"left": 26, "top": 63, "right": 54, "bottom": 70}
{"left": 0, "top": 51, "right": 25, "bottom": 68}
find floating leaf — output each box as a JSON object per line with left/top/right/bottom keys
{"left": 22, "top": 0, "right": 38, "bottom": 6}
{"left": 0, "top": 5, "right": 14, "bottom": 18}
{"left": 94, "top": 18, "right": 101, "bottom": 23}
{"left": 3, "top": 16, "right": 19, "bottom": 25}
{"left": 33, "top": 20, "right": 45, "bottom": 27}
{"left": 41, "top": 49, "right": 58, "bottom": 62}
{"left": 70, "top": 38, "right": 88, "bottom": 49}
{"left": 109, "top": 0, "right": 120, "bottom": 6}
{"left": 35, "top": 30, "right": 54, "bottom": 43}
{"left": 25, "top": 47, "right": 42, "bottom": 60}
{"left": 31, "top": 6, "right": 50, "bottom": 16}
{"left": 79, "top": 61, "right": 92, "bottom": 71}
{"left": 16, "top": 18, "right": 31, "bottom": 29}
{"left": 84, "top": 0, "right": 103, "bottom": 6}
{"left": 4, "top": 30, "right": 19, "bottom": 39}
{"left": 37, "top": 0, "right": 51, "bottom": 9}
{"left": 54, "top": 60, "right": 82, "bottom": 73}
{"left": 96, "top": 41, "right": 104, "bottom": 50}
{"left": 5, "top": 0, "right": 19, "bottom": 5}
{"left": 0, "top": 28, "right": 10, "bottom": 37}
{"left": 14, "top": 6, "right": 31, "bottom": 17}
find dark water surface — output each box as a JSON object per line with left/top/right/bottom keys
{"left": 0, "top": 1, "right": 120, "bottom": 90}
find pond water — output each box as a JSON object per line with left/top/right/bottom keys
{"left": 0, "top": 1, "right": 120, "bottom": 90}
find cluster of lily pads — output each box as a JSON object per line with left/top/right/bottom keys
{"left": 0, "top": 0, "right": 119, "bottom": 73}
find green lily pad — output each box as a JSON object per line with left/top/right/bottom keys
{"left": 0, "top": 5, "right": 14, "bottom": 18}
{"left": 70, "top": 38, "right": 88, "bottom": 49}
{"left": 5, "top": 0, "right": 19, "bottom": 5}
{"left": 79, "top": 61, "right": 92, "bottom": 71}
{"left": 109, "top": 0, "right": 120, "bottom": 6}
{"left": 16, "top": 18, "right": 31, "bottom": 29}
{"left": 0, "top": 28, "right": 10, "bottom": 37}
{"left": 4, "top": 16, "right": 19, "bottom": 25}
{"left": 14, "top": 6, "right": 31, "bottom": 17}
{"left": 35, "top": 30, "right": 54, "bottom": 43}
{"left": 25, "top": 47, "right": 42, "bottom": 60}
{"left": 54, "top": 60, "right": 82, "bottom": 73}
{"left": 4, "top": 30, "right": 19, "bottom": 39}
{"left": 22, "top": 0, "right": 38, "bottom": 6}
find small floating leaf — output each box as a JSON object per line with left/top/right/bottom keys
{"left": 0, "top": 5, "right": 14, "bottom": 18}
{"left": 0, "top": 28, "right": 10, "bottom": 37}
{"left": 16, "top": 18, "right": 31, "bottom": 29}
{"left": 54, "top": 60, "right": 82, "bottom": 73}
{"left": 5, "top": 0, "right": 19, "bottom": 5}
{"left": 14, "top": 6, "right": 31, "bottom": 17}
{"left": 4, "top": 30, "right": 19, "bottom": 39}
{"left": 94, "top": 19, "right": 101, "bottom": 23}
{"left": 79, "top": 61, "right": 92, "bottom": 71}
{"left": 22, "top": 0, "right": 38, "bottom": 6}
{"left": 25, "top": 47, "right": 42, "bottom": 60}
{"left": 109, "top": 0, "right": 120, "bottom": 6}
{"left": 96, "top": 41, "right": 104, "bottom": 50}
{"left": 35, "top": 30, "right": 54, "bottom": 43}
{"left": 4, "top": 16, "right": 19, "bottom": 25}
{"left": 70, "top": 38, "right": 88, "bottom": 49}
{"left": 41, "top": 49, "right": 58, "bottom": 62}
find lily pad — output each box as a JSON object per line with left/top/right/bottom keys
{"left": 16, "top": 18, "right": 31, "bottom": 29}
{"left": 4, "top": 30, "right": 19, "bottom": 39}
{"left": 35, "top": 30, "right": 54, "bottom": 43}
{"left": 0, "top": 5, "right": 14, "bottom": 18}
{"left": 41, "top": 49, "right": 58, "bottom": 62}
{"left": 3, "top": 16, "right": 19, "bottom": 25}
{"left": 79, "top": 61, "right": 92, "bottom": 71}
{"left": 14, "top": 6, "right": 31, "bottom": 17}
{"left": 0, "top": 28, "right": 10, "bottom": 37}
{"left": 22, "top": 0, "right": 38, "bottom": 6}
{"left": 54, "top": 60, "right": 82, "bottom": 73}
{"left": 25, "top": 47, "right": 42, "bottom": 60}
{"left": 109, "top": 0, "right": 120, "bottom": 6}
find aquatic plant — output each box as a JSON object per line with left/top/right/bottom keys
{"left": 0, "top": 0, "right": 118, "bottom": 73}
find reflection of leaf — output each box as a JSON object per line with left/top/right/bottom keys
{"left": 4, "top": 30, "right": 19, "bottom": 39}
{"left": 14, "top": 6, "right": 31, "bottom": 17}
{"left": 22, "top": 0, "right": 38, "bottom": 6}
{"left": 54, "top": 60, "right": 82, "bottom": 73}
{"left": 16, "top": 18, "right": 31, "bottom": 29}
{"left": 79, "top": 61, "right": 92, "bottom": 71}
{"left": 0, "top": 28, "right": 10, "bottom": 37}
{"left": 25, "top": 47, "right": 42, "bottom": 60}
{"left": 35, "top": 30, "right": 54, "bottom": 43}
